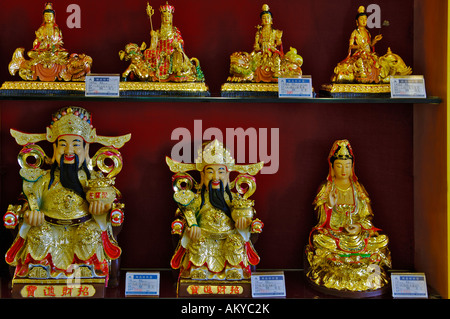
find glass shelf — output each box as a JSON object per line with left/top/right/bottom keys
{"left": 0, "top": 92, "right": 442, "bottom": 104}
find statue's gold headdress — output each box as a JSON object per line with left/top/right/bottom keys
{"left": 43, "top": 2, "right": 55, "bottom": 13}
{"left": 260, "top": 4, "right": 272, "bottom": 18}
{"left": 166, "top": 139, "right": 263, "bottom": 176}
{"left": 194, "top": 139, "right": 235, "bottom": 172}
{"left": 160, "top": 2, "right": 175, "bottom": 13}
{"left": 329, "top": 139, "right": 354, "bottom": 161}
{"left": 10, "top": 106, "right": 131, "bottom": 149}
{"left": 355, "top": 5, "right": 367, "bottom": 19}
{"left": 327, "top": 139, "right": 357, "bottom": 181}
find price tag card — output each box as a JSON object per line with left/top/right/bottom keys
{"left": 278, "top": 77, "right": 313, "bottom": 98}
{"left": 251, "top": 271, "right": 286, "bottom": 298}
{"left": 391, "top": 272, "right": 428, "bottom": 298}
{"left": 390, "top": 75, "right": 427, "bottom": 98}
{"left": 125, "top": 272, "right": 160, "bottom": 297}
{"left": 85, "top": 74, "right": 120, "bottom": 97}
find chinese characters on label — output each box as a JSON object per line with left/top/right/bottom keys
{"left": 21, "top": 285, "right": 96, "bottom": 298}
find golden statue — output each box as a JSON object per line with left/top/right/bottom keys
{"left": 305, "top": 140, "right": 392, "bottom": 297}
{"left": 119, "top": 2, "right": 205, "bottom": 83}
{"left": 321, "top": 6, "right": 412, "bottom": 96}
{"left": 4, "top": 107, "right": 131, "bottom": 298}
{"left": 221, "top": 4, "right": 304, "bottom": 96}
{"left": 8, "top": 3, "right": 92, "bottom": 82}
{"left": 166, "top": 140, "right": 264, "bottom": 297}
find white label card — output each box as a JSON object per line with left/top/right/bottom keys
{"left": 251, "top": 271, "right": 286, "bottom": 298}
{"left": 278, "top": 77, "right": 313, "bottom": 98}
{"left": 391, "top": 272, "right": 428, "bottom": 298}
{"left": 390, "top": 75, "right": 427, "bottom": 98}
{"left": 125, "top": 272, "right": 160, "bottom": 297}
{"left": 85, "top": 74, "right": 120, "bottom": 97}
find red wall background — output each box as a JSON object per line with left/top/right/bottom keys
{"left": 0, "top": 0, "right": 415, "bottom": 273}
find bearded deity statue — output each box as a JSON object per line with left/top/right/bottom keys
{"left": 305, "top": 140, "right": 392, "bottom": 297}
{"left": 221, "top": 4, "right": 304, "bottom": 96}
{"left": 118, "top": 2, "right": 208, "bottom": 96}
{"left": 3, "top": 107, "right": 131, "bottom": 298}
{"left": 7, "top": 3, "right": 92, "bottom": 84}
{"left": 321, "top": 6, "right": 412, "bottom": 97}
{"left": 166, "top": 139, "right": 264, "bottom": 297}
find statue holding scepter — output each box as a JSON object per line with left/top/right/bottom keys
{"left": 119, "top": 2, "right": 205, "bottom": 83}
{"left": 146, "top": 2, "right": 154, "bottom": 31}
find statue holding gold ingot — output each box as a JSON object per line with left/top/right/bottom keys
{"left": 166, "top": 140, "right": 264, "bottom": 297}
{"left": 305, "top": 140, "right": 392, "bottom": 297}
{"left": 320, "top": 6, "right": 412, "bottom": 97}
{"left": 7, "top": 3, "right": 92, "bottom": 84}
{"left": 119, "top": 2, "right": 208, "bottom": 96}
{"left": 221, "top": 4, "right": 304, "bottom": 96}
{"left": 4, "top": 107, "right": 130, "bottom": 298}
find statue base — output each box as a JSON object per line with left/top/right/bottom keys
{"left": 303, "top": 249, "right": 391, "bottom": 298}
{"left": 220, "top": 82, "right": 278, "bottom": 97}
{"left": 0, "top": 81, "right": 85, "bottom": 96}
{"left": 305, "top": 277, "right": 391, "bottom": 298}
{"left": 10, "top": 278, "right": 106, "bottom": 298}
{"left": 119, "top": 81, "right": 210, "bottom": 97}
{"left": 177, "top": 278, "right": 252, "bottom": 298}
{"left": 0, "top": 81, "right": 211, "bottom": 97}
{"left": 319, "top": 83, "right": 391, "bottom": 98}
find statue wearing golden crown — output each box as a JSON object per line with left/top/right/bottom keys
{"left": 8, "top": 3, "right": 92, "bottom": 83}
{"left": 305, "top": 140, "right": 392, "bottom": 297}
{"left": 166, "top": 140, "right": 264, "bottom": 297}
{"left": 119, "top": 2, "right": 204, "bottom": 83}
{"left": 3, "top": 107, "right": 130, "bottom": 297}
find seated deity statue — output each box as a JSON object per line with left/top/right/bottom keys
{"left": 305, "top": 140, "right": 392, "bottom": 295}
{"left": 166, "top": 140, "right": 264, "bottom": 282}
{"left": 8, "top": 3, "right": 92, "bottom": 82}
{"left": 331, "top": 6, "right": 411, "bottom": 84}
{"left": 226, "top": 4, "right": 303, "bottom": 83}
{"left": 4, "top": 107, "right": 131, "bottom": 292}
{"left": 119, "top": 2, "right": 205, "bottom": 82}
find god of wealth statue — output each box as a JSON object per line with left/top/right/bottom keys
{"left": 166, "top": 140, "right": 264, "bottom": 296}
{"left": 8, "top": 3, "right": 92, "bottom": 82}
{"left": 119, "top": 2, "right": 205, "bottom": 83}
{"left": 305, "top": 140, "right": 392, "bottom": 296}
{"left": 226, "top": 4, "right": 303, "bottom": 83}
{"left": 4, "top": 107, "right": 131, "bottom": 296}
{"left": 322, "top": 6, "right": 412, "bottom": 96}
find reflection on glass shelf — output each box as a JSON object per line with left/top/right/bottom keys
{"left": 0, "top": 92, "right": 442, "bottom": 104}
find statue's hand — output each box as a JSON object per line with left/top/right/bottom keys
{"left": 188, "top": 225, "right": 201, "bottom": 241}
{"left": 329, "top": 190, "right": 337, "bottom": 207}
{"left": 235, "top": 217, "right": 252, "bottom": 230}
{"left": 374, "top": 34, "right": 383, "bottom": 43}
{"left": 89, "top": 201, "right": 112, "bottom": 216}
{"left": 24, "top": 210, "right": 44, "bottom": 227}
{"left": 345, "top": 224, "right": 361, "bottom": 235}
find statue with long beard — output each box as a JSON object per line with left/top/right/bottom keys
{"left": 166, "top": 139, "right": 264, "bottom": 297}
{"left": 4, "top": 106, "right": 130, "bottom": 298}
